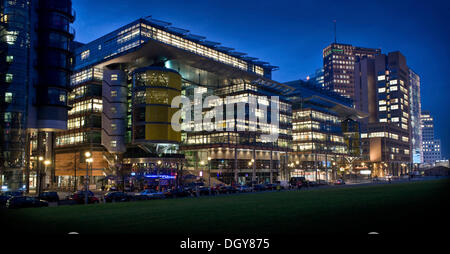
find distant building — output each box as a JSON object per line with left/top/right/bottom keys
{"left": 323, "top": 43, "right": 380, "bottom": 100}
{"left": 421, "top": 111, "right": 442, "bottom": 164}
{"left": 285, "top": 80, "right": 366, "bottom": 181}
{"left": 355, "top": 52, "right": 412, "bottom": 177}
{"left": 306, "top": 68, "right": 324, "bottom": 88}
{"left": 409, "top": 69, "right": 422, "bottom": 164}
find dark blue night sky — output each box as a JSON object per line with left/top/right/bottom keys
{"left": 73, "top": 0, "right": 450, "bottom": 158}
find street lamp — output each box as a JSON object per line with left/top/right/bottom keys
{"left": 37, "top": 156, "right": 44, "bottom": 195}
{"left": 84, "top": 151, "right": 92, "bottom": 205}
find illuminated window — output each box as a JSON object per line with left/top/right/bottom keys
{"left": 390, "top": 86, "right": 398, "bottom": 91}
{"left": 379, "top": 106, "right": 387, "bottom": 111}
{"left": 390, "top": 80, "right": 398, "bottom": 85}
{"left": 111, "top": 123, "right": 117, "bottom": 130}
{"left": 111, "top": 74, "right": 118, "bottom": 81}
{"left": 379, "top": 118, "right": 387, "bottom": 123}
{"left": 378, "top": 87, "right": 386, "bottom": 93}
{"left": 5, "top": 73, "right": 13, "bottom": 83}
{"left": 391, "top": 104, "right": 399, "bottom": 110}
{"left": 6, "top": 55, "right": 13, "bottom": 63}
{"left": 4, "top": 112, "right": 12, "bottom": 122}
{"left": 81, "top": 50, "right": 90, "bottom": 60}
{"left": 5, "top": 92, "right": 12, "bottom": 103}
{"left": 111, "top": 90, "right": 117, "bottom": 97}
{"left": 377, "top": 75, "right": 385, "bottom": 81}
{"left": 59, "top": 94, "right": 66, "bottom": 103}
{"left": 110, "top": 140, "right": 117, "bottom": 147}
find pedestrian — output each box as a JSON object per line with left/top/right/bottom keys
{"left": 101, "top": 185, "right": 105, "bottom": 192}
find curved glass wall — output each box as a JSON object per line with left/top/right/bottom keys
{"left": 132, "top": 67, "right": 181, "bottom": 143}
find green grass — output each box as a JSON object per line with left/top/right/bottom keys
{"left": 2, "top": 180, "right": 449, "bottom": 235}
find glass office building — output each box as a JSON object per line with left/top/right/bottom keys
{"left": 285, "top": 80, "right": 366, "bottom": 181}
{"left": 0, "top": 0, "right": 74, "bottom": 191}
{"left": 54, "top": 18, "right": 293, "bottom": 189}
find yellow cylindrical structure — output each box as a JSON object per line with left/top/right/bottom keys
{"left": 132, "top": 67, "right": 181, "bottom": 143}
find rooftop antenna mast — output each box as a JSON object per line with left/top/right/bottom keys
{"left": 333, "top": 20, "right": 337, "bottom": 43}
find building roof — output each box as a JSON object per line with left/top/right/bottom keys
{"left": 74, "top": 17, "right": 278, "bottom": 73}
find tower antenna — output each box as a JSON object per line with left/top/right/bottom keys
{"left": 333, "top": 20, "right": 337, "bottom": 43}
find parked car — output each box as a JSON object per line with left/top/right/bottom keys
{"left": 3, "top": 190, "right": 24, "bottom": 197}
{"left": 0, "top": 194, "right": 9, "bottom": 207}
{"left": 307, "top": 181, "right": 319, "bottom": 187}
{"left": 104, "top": 192, "right": 132, "bottom": 203}
{"left": 137, "top": 189, "right": 165, "bottom": 199}
{"left": 6, "top": 196, "right": 48, "bottom": 209}
{"left": 334, "top": 179, "right": 345, "bottom": 185}
{"left": 196, "top": 186, "right": 213, "bottom": 196}
{"left": 68, "top": 190, "right": 99, "bottom": 204}
{"left": 38, "top": 191, "right": 59, "bottom": 202}
{"left": 264, "top": 183, "right": 280, "bottom": 190}
{"left": 217, "top": 185, "right": 238, "bottom": 194}
{"left": 164, "top": 188, "right": 192, "bottom": 198}
{"left": 289, "top": 177, "right": 307, "bottom": 188}
{"left": 236, "top": 185, "right": 253, "bottom": 192}
{"left": 317, "top": 180, "right": 329, "bottom": 186}
{"left": 253, "top": 184, "right": 267, "bottom": 191}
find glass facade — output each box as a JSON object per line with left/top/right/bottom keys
{"left": 0, "top": 0, "right": 30, "bottom": 189}
{"left": 55, "top": 18, "right": 291, "bottom": 187}
{"left": 0, "top": 0, "right": 74, "bottom": 191}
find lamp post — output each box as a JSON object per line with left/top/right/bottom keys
{"left": 157, "top": 160, "right": 162, "bottom": 192}
{"left": 208, "top": 156, "right": 212, "bottom": 195}
{"left": 84, "top": 151, "right": 92, "bottom": 205}
{"left": 199, "top": 160, "right": 205, "bottom": 197}
{"left": 44, "top": 160, "right": 51, "bottom": 191}
{"left": 37, "top": 156, "right": 44, "bottom": 195}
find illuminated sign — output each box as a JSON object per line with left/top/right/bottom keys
{"left": 144, "top": 174, "right": 176, "bottom": 179}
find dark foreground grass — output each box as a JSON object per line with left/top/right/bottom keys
{"left": 2, "top": 179, "right": 449, "bottom": 235}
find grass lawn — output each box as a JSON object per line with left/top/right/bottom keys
{"left": 2, "top": 179, "right": 449, "bottom": 235}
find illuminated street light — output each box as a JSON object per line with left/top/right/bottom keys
{"left": 157, "top": 160, "right": 162, "bottom": 165}
{"left": 207, "top": 156, "right": 211, "bottom": 161}
{"left": 38, "top": 156, "right": 44, "bottom": 161}
{"left": 44, "top": 160, "right": 51, "bottom": 166}
{"left": 84, "top": 153, "right": 93, "bottom": 205}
